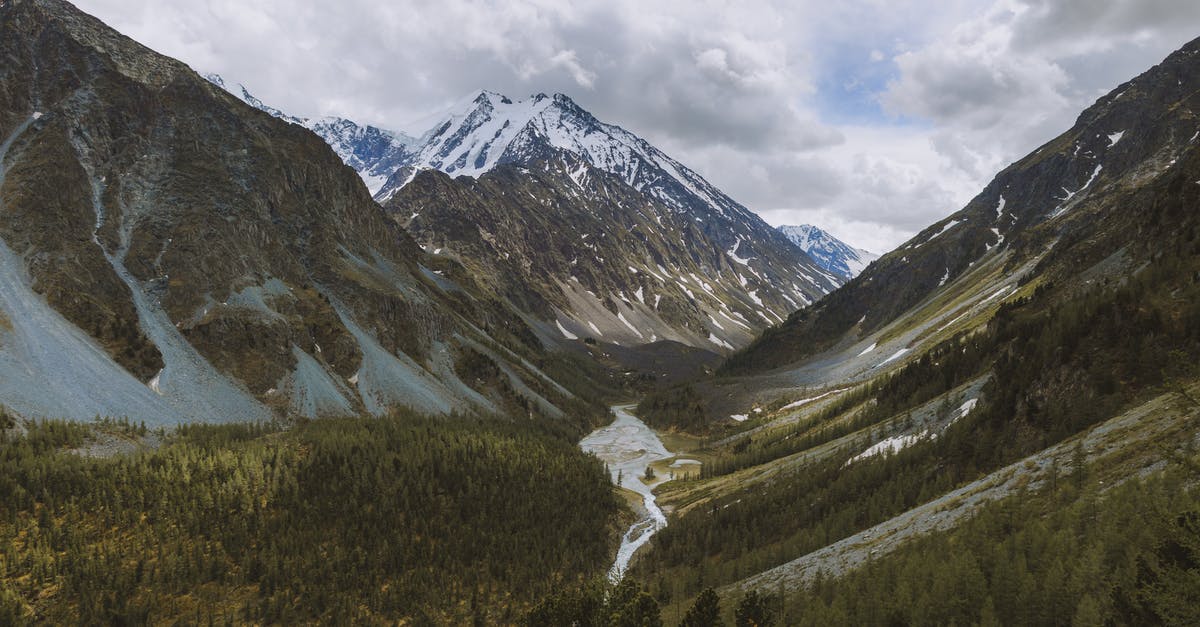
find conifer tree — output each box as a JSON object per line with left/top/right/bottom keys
{"left": 680, "top": 588, "right": 722, "bottom": 627}
{"left": 734, "top": 589, "right": 774, "bottom": 626}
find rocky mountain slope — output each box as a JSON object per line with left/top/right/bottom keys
{"left": 211, "top": 81, "right": 843, "bottom": 352}
{"left": 631, "top": 33, "right": 1200, "bottom": 612}
{"left": 727, "top": 35, "right": 1200, "bottom": 376}
{"left": 387, "top": 156, "right": 837, "bottom": 352}
{"left": 205, "top": 74, "right": 419, "bottom": 197}
{"left": 0, "top": 0, "right": 607, "bottom": 426}
{"left": 778, "top": 224, "right": 877, "bottom": 278}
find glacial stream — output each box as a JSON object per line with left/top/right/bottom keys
{"left": 579, "top": 404, "right": 679, "bottom": 580}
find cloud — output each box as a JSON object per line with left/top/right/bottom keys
{"left": 881, "top": 0, "right": 1200, "bottom": 193}
{"left": 71, "top": 0, "right": 1200, "bottom": 252}
{"left": 547, "top": 50, "right": 597, "bottom": 88}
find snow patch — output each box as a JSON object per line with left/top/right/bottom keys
{"left": 726, "top": 240, "right": 753, "bottom": 266}
{"left": 556, "top": 320, "right": 578, "bottom": 340}
{"left": 1051, "top": 164, "right": 1103, "bottom": 217}
{"left": 878, "top": 348, "right": 910, "bottom": 367}
{"left": 781, "top": 388, "right": 845, "bottom": 411}
{"left": 955, "top": 398, "right": 979, "bottom": 421}
{"left": 935, "top": 311, "right": 970, "bottom": 334}
{"left": 980, "top": 285, "right": 1013, "bottom": 305}
{"left": 148, "top": 370, "right": 164, "bottom": 395}
{"left": 931, "top": 219, "right": 961, "bottom": 239}
{"left": 718, "top": 309, "right": 751, "bottom": 331}
{"left": 847, "top": 433, "right": 927, "bottom": 465}
{"left": 708, "top": 333, "right": 734, "bottom": 350}
{"left": 567, "top": 162, "right": 589, "bottom": 188}
{"left": 847, "top": 397, "right": 980, "bottom": 466}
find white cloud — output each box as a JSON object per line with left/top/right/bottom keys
{"left": 72, "top": 0, "right": 1200, "bottom": 253}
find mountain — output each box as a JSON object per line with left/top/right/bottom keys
{"left": 379, "top": 92, "right": 845, "bottom": 352}
{"left": 726, "top": 32, "right": 1200, "bottom": 376}
{"left": 4, "top": 2, "right": 1200, "bottom": 624}
{"left": 778, "top": 224, "right": 877, "bottom": 278}
{"left": 629, "top": 33, "right": 1200, "bottom": 612}
{"left": 205, "top": 74, "right": 420, "bottom": 196}
{"left": 210, "top": 82, "right": 844, "bottom": 352}
{"left": 0, "top": 0, "right": 610, "bottom": 426}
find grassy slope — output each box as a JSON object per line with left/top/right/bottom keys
{"left": 628, "top": 136, "right": 1200, "bottom": 612}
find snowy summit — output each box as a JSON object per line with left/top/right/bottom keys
{"left": 778, "top": 224, "right": 878, "bottom": 279}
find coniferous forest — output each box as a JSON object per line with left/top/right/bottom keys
{"left": 623, "top": 214, "right": 1200, "bottom": 621}
{"left": 0, "top": 412, "right": 620, "bottom": 624}
{"left": 526, "top": 450, "right": 1200, "bottom": 626}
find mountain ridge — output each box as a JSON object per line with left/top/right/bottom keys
{"left": 724, "top": 33, "right": 1200, "bottom": 375}
{"left": 777, "top": 224, "right": 877, "bottom": 278}
{"left": 0, "top": 0, "right": 610, "bottom": 425}
{"left": 209, "top": 76, "right": 845, "bottom": 352}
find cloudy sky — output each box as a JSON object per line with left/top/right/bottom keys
{"left": 76, "top": 0, "right": 1200, "bottom": 252}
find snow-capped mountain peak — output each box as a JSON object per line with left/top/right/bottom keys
{"left": 206, "top": 78, "right": 766, "bottom": 229}
{"left": 205, "top": 78, "right": 849, "bottom": 350}
{"left": 386, "top": 89, "right": 763, "bottom": 228}
{"left": 410, "top": 90, "right": 559, "bottom": 180}
{"left": 778, "top": 224, "right": 878, "bottom": 278}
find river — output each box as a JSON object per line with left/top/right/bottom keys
{"left": 579, "top": 404, "right": 680, "bottom": 580}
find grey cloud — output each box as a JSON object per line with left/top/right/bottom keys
{"left": 71, "top": 0, "right": 1200, "bottom": 253}
{"left": 839, "top": 154, "right": 961, "bottom": 230}
{"left": 1012, "top": 0, "right": 1200, "bottom": 53}
{"left": 878, "top": 0, "right": 1200, "bottom": 232}
{"left": 678, "top": 148, "right": 849, "bottom": 210}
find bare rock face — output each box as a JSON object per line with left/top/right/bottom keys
{"left": 0, "top": 0, "right": 601, "bottom": 425}
{"left": 386, "top": 151, "right": 839, "bottom": 354}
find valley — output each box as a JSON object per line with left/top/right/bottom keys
{"left": 579, "top": 405, "right": 681, "bottom": 579}
{"left": 1, "top": 0, "right": 1199, "bottom": 624}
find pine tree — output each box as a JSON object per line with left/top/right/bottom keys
{"left": 734, "top": 589, "right": 774, "bottom": 626}
{"left": 680, "top": 588, "right": 722, "bottom": 627}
